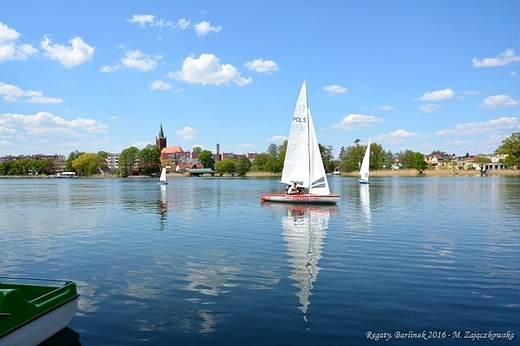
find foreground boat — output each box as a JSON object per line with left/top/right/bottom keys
{"left": 0, "top": 277, "right": 79, "bottom": 346}
{"left": 260, "top": 81, "right": 340, "bottom": 205}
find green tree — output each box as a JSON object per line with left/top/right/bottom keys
{"left": 409, "top": 152, "right": 428, "bottom": 171}
{"left": 138, "top": 144, "right": 161, "bottom": 175}
{"left": 119, "top": 147, "right": 140, "bottom": 176}
{"left": 339, "top": 144, "right": 366, "bottom": 172}
{"left": 473, "top": 155, "right": 492, "bottom": 173}
{"left": 215, "top": 159, "right": 236, "bottom": 176}
{"left": 72, "top": 153, "right": 105, "bottom": 176}
{"left": 252, "top": 153, "right": 270, "bottom": 171}
{"left": 65, "top": 150, "right": 84, "bottom": 172}
{"left": 236, "top": 156, "right": 252, "bottom": 176}
{"left": 198, "top": 150, "right": 215, "bottom": 169}
{"left": 319, "top": 144, "right": 335, "bottom": 173}
{"left": 495, "top": 132, "right": 520, "bottom": 169}
{"left": 97, "top": 151, "right": 108, "bottom": 159}
{"left": 192, "top": 146, "right": 202, "bottom": 154}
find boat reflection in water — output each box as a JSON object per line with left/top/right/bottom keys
{"left": 157, "top": 185, "right": 168, "bottom": 231}
{"left": 263, "top": 203, "right": 338, "bottom": 321}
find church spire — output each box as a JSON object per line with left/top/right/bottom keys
{"left": 158, "top": 123, "right": 165, "bottom": 139}
{"left": 156, "top": 123, "right": 167, "bottom": 151}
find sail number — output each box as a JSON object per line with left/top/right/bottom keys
{"left": 293, "top": 117, "right": 306, "bottom": 123}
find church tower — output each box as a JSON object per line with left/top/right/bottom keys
{"left": 156, "top": 123, "right": 167, "bottom": 151}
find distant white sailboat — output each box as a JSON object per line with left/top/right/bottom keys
{"left": 260, "top": 81, "right": 340, "bottom": 204}
{"left": 157, "top": 167, "right": 168, "bottom": 185}
{"left": 359, "top": 138, "right": 371, "bottom": 184}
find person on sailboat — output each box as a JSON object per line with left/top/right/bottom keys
{"left": 287, "top": 182, "right": 299, "bottom": 195}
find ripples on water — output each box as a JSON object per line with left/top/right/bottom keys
{"left": 0, "top": 176, "right": 519, "bottom": 345}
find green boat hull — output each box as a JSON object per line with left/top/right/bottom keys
{"left": 0, "top": 277, "right": 79, "bottom": 345}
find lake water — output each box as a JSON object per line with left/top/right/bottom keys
{"left": 1, "top": 175, "right": 519, "bottom": 345}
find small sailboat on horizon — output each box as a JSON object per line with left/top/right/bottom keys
{"left": 157, "top": 167, "right": 168, "bottom": 185}
{"left": 359, "top": 138, "right": 371, "bottom": 184}
{"left": 260, "top": 81, "right": 340, "bottom": 204}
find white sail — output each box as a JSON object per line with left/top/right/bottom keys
{"left": 159, "top": 167, "right": 167, "bottom": 183}
{"left": 280, "top": 81, "right": 331, "bottom": 195}
{"left": 359, "top": 137, "right": 370, "bottom": 184}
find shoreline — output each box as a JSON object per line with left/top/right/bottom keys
{"left": 1, "top": 169, "right": 518, "bottom": 180}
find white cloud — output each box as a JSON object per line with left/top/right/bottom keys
{"left": 244, "top": 59, "right": 279, "bottom": 73}
{"left": 176, "top": 126, "right": 196, "bottom": 140}
{"left": 121, "top": 50, "right": 160, "bottom": 72}
{"left": 332, "top": 113, "right": 384, "bottom": 131}
{"left": 0, "top": 112, "right": 108, "bottom": 136}
{"left": 175, "top": 19, "right": 191, "bottom": 30}
{"left": 40, "top": 35, "right": 95, "bottom": 68}
{"left": 0, "top": 22, "right": 38, "bottom": 62}
{"left": 323, "top": 85, "right": 347, "bottom": 94}
{"left": 150, "top": 80, "right": 171, "bottom": 91}
{"left": 480, "top": 94, "right": 518, "bottom": 108}
{"left": 270, "top": 135, "right": 287, "bottom": 143}
{"left": 194, "top": 21, "right": 222, "bottom": 36}
{"left": 510, "top": 71, "right": 517, "bottom": 77}
{"left": 379, "top": 105, "right": 395, "bottom": 111}
{"left": 0, "top": 82, "right": 62, "bottom": 103}
{"left": 127, "top": 15, "right": 190, "bottom": 30}
{"left": 435, "top": 117, "right": 519, "bottom": 136}
{"left": 472, "top": 48, "right": 520, "bottom": 68}
{"left": 168, "top": 53, "right": 252, "bottom": 86}
{"left": 377, "top": 129, "right": 426, "bottom": 143}
{"left": 127, "top": 14, "right": 156, "bottom": 27}
{"left": 417, "top": 88, "right": 455, "bottom": 101}
{"left": 419, "top": 104, "right": 441, "bottom": 113}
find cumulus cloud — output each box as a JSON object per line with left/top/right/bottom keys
{"left": 435, "top": 117, "right": 519, "bottom": 136}
{"left": 127, "top": 14, "right": 156, "bottom": 27}
{"left": 40, "top": 35, "right": 95, "bottom": 68}
{"left": 127, "top": 14, "right": 191, "bottom": 30}
{"left": 379, "top": 105, "right": 396, "bottom": 111}
{"left": 0, "top": 82, "right": 62, "bottom": 103}
{"left": 377, "top": 129, "right": 426, "bottom": 143}
{"left": 121, "top": 50, "right": 159, "bottom": 71}
{"left": 323, "top": 85, "right": 348, "bottom": 94}
{"left": 0, "top": 112, "right": 108, "bottom": 136}
{"left": 150, "top": 80, "right": 171, "bottom": 91}
{"left": 176, "top": 126, "right": 196, "bottom": 140}
{"left": 101, "top": 49, "right": 161, "bottom": 72}
{"left": 472, "top": 48, "right": 520, "bottom": 68}
{"left": 194, "top": 21, "right": 221, "bottom": 36}
{"left": 480, "top": 94, "right": 518, "bottom": 108}
{"left": 332, "top": 113, "right": 384, "bottom": 131}
{"left": 244, "top": 59, "right": 279, "bottom": 73}
{"left": 168, "top": 53, "right": 252, "bottom": 86}
{"left": 419, "top": 104, "right": 441, "bottom": 113}
{"left": 0, "top": 22, "right": 38, "bottom": 62}
{"left": 416, "top": 88, "right": 455, "bottom": 101}
{"left": 270, "top": 135, "right": 287, "bottom": 143}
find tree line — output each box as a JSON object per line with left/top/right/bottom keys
{"left": 2, "top": 132, "right": 518, "bottom": 177}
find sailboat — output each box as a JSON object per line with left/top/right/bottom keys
{"left": 260, "top": 81, "right": 340, "bottom": 204}
{"left": 157, "top": 167, "right": 168, "bottom": 185}
{"left": 359, "top": 137, "right": 371, "bottom": 184}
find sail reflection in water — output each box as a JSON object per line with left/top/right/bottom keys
{"left": 359, "top": 184, "right": 371, "bottom": 227}
{"left": 157, "top": 185, "right": 168, "bottom": 231}
{"left": 280, "top": 204, "right": 338, "bottom": 321}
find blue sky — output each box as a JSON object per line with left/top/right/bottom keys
{"left": 1, "top": 1, "right": 519, "bottom": 158}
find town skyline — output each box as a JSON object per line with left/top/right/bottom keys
{"left": 1, "top": 1, "right": 519, "bottom": 158}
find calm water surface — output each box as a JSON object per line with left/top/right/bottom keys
{"left": 1, "top": 175, "right": 519, "bottom": 345}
